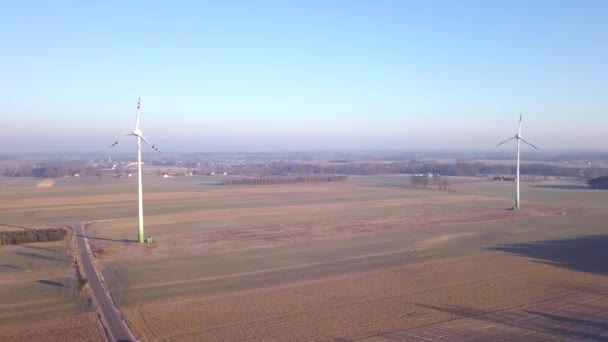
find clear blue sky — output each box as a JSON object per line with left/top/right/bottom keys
{"left": 1, "top": 0, "right": 607, "bottom": 152}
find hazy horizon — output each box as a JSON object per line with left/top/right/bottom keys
{"left": 2, "top": 1, "right": 607, "bottom": 153}
{"left": 2, "top": 148, "right": 608, "bottom": 161}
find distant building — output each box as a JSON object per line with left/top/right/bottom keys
{"left": 493, "top": 176, "right": 515, "bottom": 182}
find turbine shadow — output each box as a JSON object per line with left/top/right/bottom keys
{"left": 531, "top": 184, "right": 589, "bottom": 190}
{"left": 0, "top": 264, "right": 23, "bottom": 271}
{"left": 487, "top": 235, "right": 608, "bottom": 275}
{"left": 524, "top": 310, "right": 608, "bottom": 331}
{"left": 398, "top": 302, "right": 608, "bottom": 341}
{"left": 420, "top": 203, "right": 511, "bottom": 211}
{"left": 19, "top": 244, "right": 57, "bottom": 252}
{"left": 36, "top": 279, "right": 66, "bottom": 288}
{"left": 0, "top": 223, "right": 33, "bottom": 230}
{"left": 76, "top": 234, "right": 136, "bottom": 243}
{"left": 13, "top": 251, "right": 56, "bottom": 261}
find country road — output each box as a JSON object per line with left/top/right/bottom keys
{"left": 73, "top": 223, "right": 135, "bottom": 342}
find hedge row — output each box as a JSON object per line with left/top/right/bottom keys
{"left": 0, "top": 228, "right": 66, "bottom": 246}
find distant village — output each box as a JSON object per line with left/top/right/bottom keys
{"left": 1, "top": 152, "right": 607, "bottom": 185}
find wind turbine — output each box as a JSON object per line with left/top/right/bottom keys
{"left": 496, "top": 114, "right": 539, "bottom": 210}
{"left": 109, "top": 98, "right": 161, "bottom": 243}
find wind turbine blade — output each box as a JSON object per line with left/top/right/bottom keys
{"left": 139, "top": 135, "right": 151, "bottom": 145}
{"left": 496, "top": 136, "right": 516, "bottom": 147}
{"left": 518, "top": 113, "right": 522, "bottom": 135}
{"left": 135, "top": 97, "right": 141, "bottom": 130}
{"left": 139, "top": 135, "right": 161, "bottom": 153}
{"left": 109, "top": 134, "right": 129, "bottom": 148}
{"left": 520, "top": 137, "right": 539, "bottom": 150}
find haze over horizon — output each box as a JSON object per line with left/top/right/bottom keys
{"left": 2, "top": 1, "right": 607, "bottom": 153}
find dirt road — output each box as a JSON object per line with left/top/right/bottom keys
{"left": 73, "top": 223, "right": 135, "bottom": 342}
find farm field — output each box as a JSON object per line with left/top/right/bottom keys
{"left": 0, "top": 240, "right": 105, "bottom": 341}
{"left": 1, "top": 174, "right": 607, "bottom": 341}
{"left": 0, "top": 241, "right": 87, "bottom": 325}
{"left": 0, "top": 312, "right": 106, "bottom": 342}
{"left": 122, "top": 252, "right": 608, "bottom": 341}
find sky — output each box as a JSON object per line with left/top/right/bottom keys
{"left": 1, "top": 0, "right": 607, "bottom": 153}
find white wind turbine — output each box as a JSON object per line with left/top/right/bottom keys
{"left": 109, "top": 98, "right": 160, "bottom": 243}
{"left": 496, "top": 114, "right": 539, "bottom": 210}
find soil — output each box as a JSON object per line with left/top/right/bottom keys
{"left": 0, "top": 312, "right": 105, "bottom": 342}
{"left": 122, "top": 252, "right": 608, "bottom": 341}
{"left": 94, "top": 204, "right": 587, "bottom": 261}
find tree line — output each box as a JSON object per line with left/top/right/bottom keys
{"left": 1, "top": 162, "right": 101, "bottom": 178}
{"left": 410, "top": 174, "right": 450, "bottom": 191}
{"left": 223, "top": 175, "right": 348, "bottom": 185}
{"left": 0, "top": 228, "right": 66, "bottom": 246}
{"left": 588, "top": 176, "right": 608, "bottom": 190}
{"left": 3, "top": 159, "right": 607, "bottom": 181}
{"left": 267, "top": 161, "right": 608, "bottom": 179}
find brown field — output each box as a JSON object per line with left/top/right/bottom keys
{"left": 92, "top": 200, "right": 580, "bottom": 261}
{"left": 0, "top": 241, "right": 100, "bottom": 342}
{"left": 122, "top": 253, "right": 608, "bottom": 341}
{"left": 0, "top": 241, "right": 89, "bottom": 325}
{"left": 0, "top": 312, "right": 106, "bottom": 342}
{"left": 1, "top": 175, "right": 607, "bottom": 341}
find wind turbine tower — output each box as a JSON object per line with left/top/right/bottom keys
{"left": 109, "top": 98, "right": 161, "bottom": 243}
{"left": 496, "top": 114, "right": 539, "bottom": 210}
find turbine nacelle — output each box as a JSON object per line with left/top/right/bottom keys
{"left": 496, "top": 115, "right": 538, "bottom": 150}
{"left": 109, "top": 99, "right": 162, "bottom": 153}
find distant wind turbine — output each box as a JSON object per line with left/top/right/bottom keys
{"left": 109, "top": 98, "right": 161, "bottom": 243}
{"left": 496, "top": 114, "right": 539, "bottom": 210}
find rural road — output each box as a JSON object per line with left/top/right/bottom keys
{"left": 73, "top": 223, "right": 135, "bottom": 342}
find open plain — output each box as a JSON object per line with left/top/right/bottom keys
{"left": 0, "top": 239, "right": 105, "bottom": 341}
{"left": 0, "top": 174, "right": 607, "bottom": 341}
